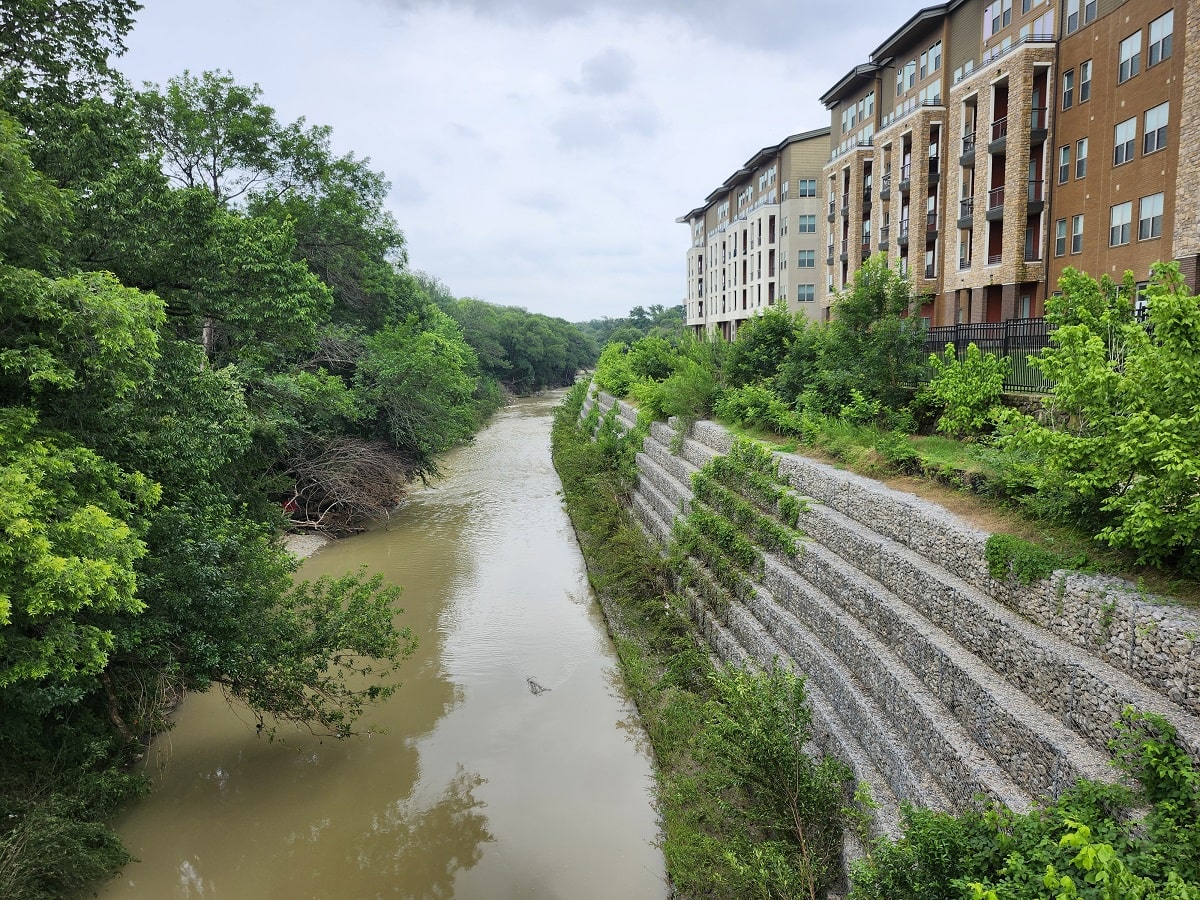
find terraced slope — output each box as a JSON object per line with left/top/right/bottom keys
{"left": 581, "top": 390, "right": 1200, "bottom": 837}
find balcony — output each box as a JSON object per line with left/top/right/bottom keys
{"left": 840, "top": 192, "right": 850, "bottom": 217}
{"left": 839, "top": 240, "right": 848, "bottom": 263}
{"left": 878, "top": 226, "right": 890, "bottom": 250}
{"left": 987, "top": 252, "right": 1003, "bottom": 266}
{"left": 925, "top": 210, "right": 939, "bottom": 242}
{"left": 880, "top": 173, "right": 892, "bottom": 201}
{"left": 860, "top": 241, "right": 872, "bottom": 256}
{"left": 863, "top": 187, "right": 873, "bottom": 206}
{"left": 958, "top": 197, "right": 974, "bottom": 230}
{"left": 1030, "top": 106, "right": 1048, "bottom": 144}
{"left": 927, "top": 157, "right": 941, "bottom": 186}
{"left": 924, "top": 263, "right": 936, "bottom": 279}
{"left": 989, "top": 116, "right": 1008, "bottom": 154}
{"left": 958, "top": 256, "right": 972, "bottom": 270}
{"left": 828, "top": 201, "right": 836, "bottom": 223}
{"left": 897, "top": 224, "right": 910, "bottom": 247}
{"left": 1027, "top": 179, "right": 1045, "bottom": 215}
{"left": 986, "top": 186, "right": 1005, "bottom": 221}
{"left": 898, "top": 163, "right": 912, "bottom": 195}
{"left": 960, "top": 132, "right": 976, "bottom": 166}
{"left": 826, "top": 249, "right": 835, "bottom": 266}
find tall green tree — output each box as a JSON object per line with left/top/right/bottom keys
{"left": 1000, "top": 264, "right": 1200, "bottom": 572}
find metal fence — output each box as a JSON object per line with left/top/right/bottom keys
{"left": 918, "top": 318, "right": 1053, "bottom": 394}
{"left": 914, "top": 308, "right": 1151, "bottom": 395}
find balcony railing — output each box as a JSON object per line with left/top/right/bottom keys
{"left": 1027, "top": 179, "right": 1044, "bottom": 202}
{"left": 959, "top": 256, "right": 972, "bottom": 270}
{"left": 841, "top": 192, "right": 850, "bottom": 215}
{"left": 924, "top": 263, "right": 936, "bottom": 279}
{"left": 987, "top": 252, "right": 1003, "bottom": 265}
{"left": 988, "top": 186, "right": 1005, "bottom": 210}
{"left": 953, "top": 34, "right": 1058, "bottom": 85}
{"left": 960, "top": 198, "right": 974, "bottom": 218}
{"left": 991, "top": 116, "right": 1009, "bottom": 142}
{"left": 962, "top": 133, "right": 976, "bottom": 155}
{"left": 926, "top": 211, "right": 938, "bottom": 230}
{"left": 1030, "top": 106, "right": 1048, "bottom": 131}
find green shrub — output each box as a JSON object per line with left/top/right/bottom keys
{"left": 593, "top": 341, "right": 635, "bottom": 396}
{"left": 984, "top": 533, "right": 1061, "bottom": 585}
{"left": 927, "top": 342, "right": 1010, "bottom": 439}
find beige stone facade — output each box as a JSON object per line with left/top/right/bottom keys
{"left": 678, "top": 129, "right": 831, "bottom": 338}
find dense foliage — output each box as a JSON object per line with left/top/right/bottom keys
{"left": 576, "top": 302, "right": 685, "bottom": 348}
{"left": 0, "top": 4, "right": 590, "bottom": 896}
{"left": 850, "top": 709, "right": 1200, "bottom": 899}
{"left": 997, "top": 264, "right": 1200, "bottom": 574}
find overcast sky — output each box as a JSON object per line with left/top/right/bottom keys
{"left": 118, "top": 0, "right": 891, "bottom": 322}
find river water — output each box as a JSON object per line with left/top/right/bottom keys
{"left": 97, "top": 393, "right": 666, "bottom": 899}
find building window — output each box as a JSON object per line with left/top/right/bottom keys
{"left": 994, "top": 0, "right": 1012, "bottom": 32}
{"left": 797, "top": 179, "right": 817, "bottom": 197}
{"left": 1084, "top": 0, "right": 1096, "bottom": 24}
{"left": 798, "top": 214, "right": 816, "bottom": 233}
{"left": 1062, "top": 69, "right": 1074, "bottom": 109}
{"left": 1149, "top": 11, "right": 1173, "bottom": 66}
{"left": 1138, "top": 192, "right": 1164, "bottom": 240}
{"left": 1066, "top": 0, "right": 1079, "bottom": 33}
{"left": 1143, "top": 102, "right": 1169, "bottom": 154}
{"left": 1113, "top": 118, "right": 1136, "bottom": 166}
{"left": 1118, "top": 31, "right": 1142, "bottom": 84}
{"left": 796, "top": 284, "right": 816, "bottom": 302}
{"left": 1110, "top": 201, "right": 1132, "bottom": 246}
{"left": 1058, "top": 145, "right": 1071, "bottom": 183}
{"left": 798, "top": 250, "right": 816, "bottom": 268}
{"left": 1071, "top": 215, "right": 1084, "bottom": 253}
{"left": 1075, "top": 137, "right": 1088, "bottom": 178}
{"left": 1055, "top": 218, "right": 1067, "bottom": 256}
{"left": 1079, "top": 59, "right": 1091, "bottom": 102}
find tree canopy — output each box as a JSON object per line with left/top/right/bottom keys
{"left": 0, "top": 7, "right": 593, "bottom": 894}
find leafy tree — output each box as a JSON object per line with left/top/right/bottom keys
{"left": 0, "top": 411, "right": 158, "bottom": 708}
{"left": 0, "top": 0, "right": 139, "bottom": 113}
{"left": 812, "top": 255, "right": 925, "bottom": 414}
{"left": 999, "top": 264, "right": 1200, "bottom": 572}
{"left": 355, "top": 310, "right": 482, "bottom": 476}
{"left": 725, "top": 302, "right": 798, "bottom": 388}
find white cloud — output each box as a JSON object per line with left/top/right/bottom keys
{"left": 118, "top": 0, "right": 889, "bottom": 321}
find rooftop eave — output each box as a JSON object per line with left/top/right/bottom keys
{"left": 820, "top": 63, "right": 882, "bottom": 107}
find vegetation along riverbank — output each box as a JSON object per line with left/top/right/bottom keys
{"left": 0, "top": 5, "right": 600, "bottom": 897}
{"left": 552, "top": 254, "right": 1200, "bottom": 898}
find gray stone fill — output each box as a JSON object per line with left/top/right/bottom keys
{"left": 582, "top": 389, "right": 1200, "bottom": 838}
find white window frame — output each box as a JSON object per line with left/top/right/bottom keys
{"left": 1109, "top": 201, "right": 1132, "bottom": 247}
{"left": 1143, "top": 102, "right": 1168, "bottom": 155}
{"left": 1148, "top": 11, "right": 1173, "bottom": 67}
{"left": 1113, "top": 118, "right": 1136, "bottom": 166}
{"left": 1138, "top": 192, "right": 1163, "bottom": 240}
{"left": 1119, "top": 31, "right": 1142, "bottom": 83}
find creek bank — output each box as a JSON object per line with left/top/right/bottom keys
{"left": 582, "top": 388, "right": 1200, "bottom": 838}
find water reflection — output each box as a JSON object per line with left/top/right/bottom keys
{"left": 356, "top": 766, "right": 494, "bottom": 898}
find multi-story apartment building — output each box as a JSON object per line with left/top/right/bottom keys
{"left": 683, "top": 1, "right": 1196, "bottom": 335}
{"left": 678, "top": 128, "right": 831, "bottom": 338}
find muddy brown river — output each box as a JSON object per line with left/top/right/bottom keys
{"left": 97, "top": 393, "right": 667, "bottom": 899}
